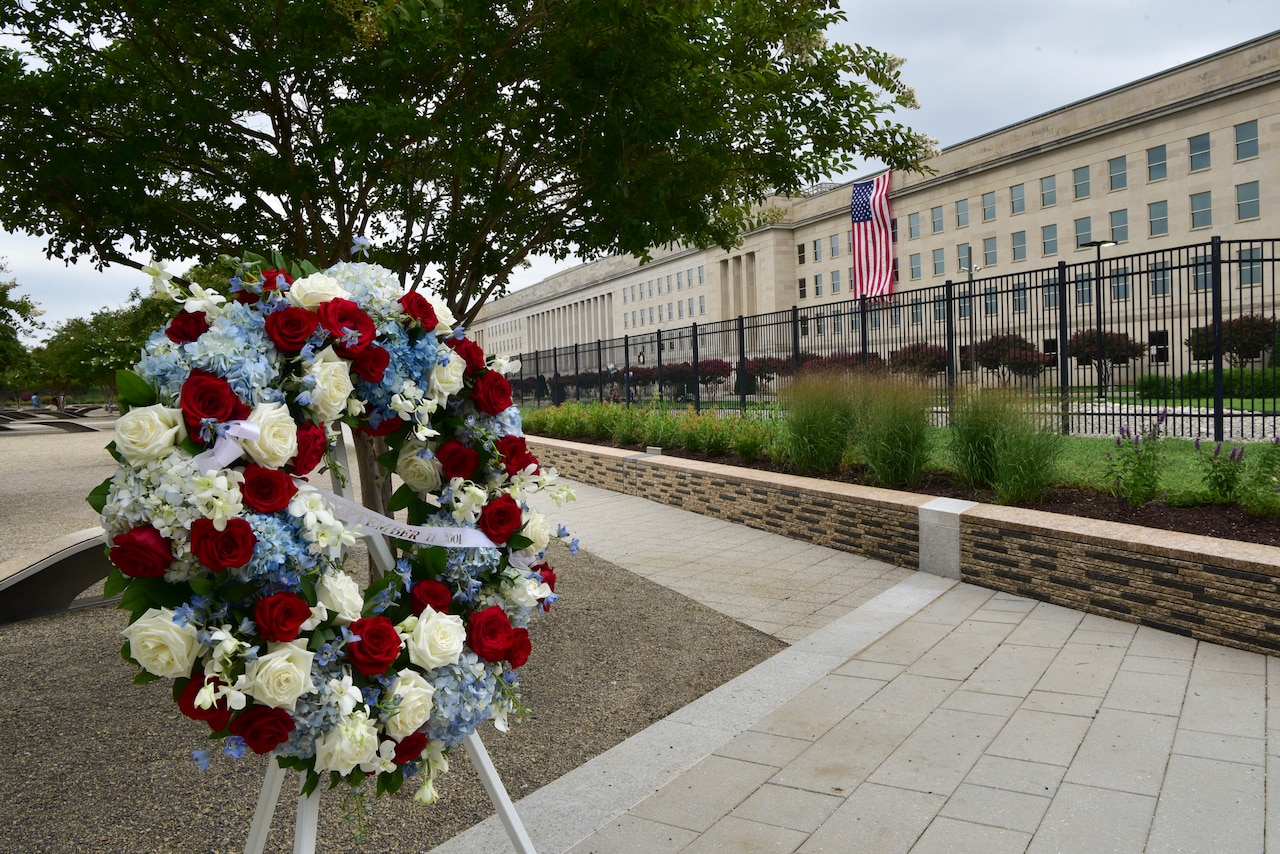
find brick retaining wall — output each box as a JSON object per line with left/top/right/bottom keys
{"left": 529, "top": 436, "right": 1280, "bottom": 657}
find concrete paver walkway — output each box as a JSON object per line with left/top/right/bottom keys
{"left": 438, "top": 482, "right": 1275, "bottom": 854}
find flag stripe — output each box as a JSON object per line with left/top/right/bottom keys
{"left": 849, "top": 172, "right": 893, "bottom": 298}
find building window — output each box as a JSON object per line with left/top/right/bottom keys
{"left": 1239, "top": 247, "right": 1263, "bottom": 287}
{"left": 1111, "top": 267, "right": 1130, "bottom": 301}
{"left": 698, "top": 265, "right": 704, "bottom": 285}
{"left": 833, "top": 312, "right": 844, "bottom": 334}
{"left": 667, "top": 302, "right": 673, "bottom": 320}
{"left": 1108, "top": 156, "right": 1127, "bottom": 191}
{"left": 815, "top": 314, "right": 825, "bottom": 335}
{"left": 1236, "top": 181, "right": 1260, "bottom": 221}
{"left": 648, "top": 280, "right": 653, "bottom": 298}
{"left": 1192, "top": 253, "right": 1212, "bottom": 291}
{"left": 933, "top": 297, "right": 946, "bottom": 322}
{"left": 1147, "top": 145, "right": 1167, "bottom": 182}
{"left": 1044, "top": 277, "right": 1059, "bottom": 309}
{"left": 1190, "top": 191, "right": 1212, "bottom": 229}
{"left": 676, "top": 271, "right": 684, "bottom": 289}
{"left": 631, "top": 310, "right": 637, "bottom": 326}
{"left": 1044, "top": 338, "right": 1059, "bottom": 368}
{"left": 623, "top": 314, "right": 627, "bottom": 329}
{"left": 959, "top": 291, "right": 972, "bottom": 319}
{"left": 909, "top": 253, "right": 921, "bottom": 280}
{"left": 1040, "top": 175, "right": 1057, "bottom": 207}
{"left": 1075, "top": 272, "right": 1093, "bottom": 305}
{"left": 911, "top": 298, "right": 923, "bottom": 324}
{"left": 1150, "top": 262, "right": 1171, "bottom": 296}
{"left": 955, "top": 198, "right": 969, "bottom": 228}
{"left": 1189, "top": 132, "right": 1211, "bottom": 171}
{"left": 667, "top": 275, "right": 673, "bottom": 291}
{"left": 830, "top": 234, "right": 840, "bottom": 258}
{"left": 1110, "top": 209, "right": 1128, "bottom": 243}
{"left": 1235, "top": 120, "right": 1259, "bottom": 161}
{"left": 984, "top": 286, "right": 998, "bottom": 316}
{"left": 831, "top": 270, "right": 841, "bottom": 294}
{"left": 814, "top": 273, "right": 823, "bottom": 297}
{"left": 891, "top": 305, "right": 902, "bottom": 326}
{"left": 932, "top": 248, "right": 945, "bottom": 276}
{"left": 957, "top": 242, "right": 971, "bottom": 271}
{"left": 982, "top": 236, "right": 997, "bottom": 266}
{"left": 931, "top": 206, "right": 944, "bottom": 233}
{"left": 796, "top": 243, "right": 807, "bottom": 265}
{"left": 1149, "top": 330, "right": 1170, "bottom": 364}
{"left": 688, "top": 297, "right": 694, "bottom": 315}
{"left": 1013, "top": 282, "right": 1028, "bottom": 312}
{"left": 1073, "top": 165, "right": 1090, "bottom": 199}
{"left": 699, "top": 295, "right": 706, "bottom": 314}
{"left": 799, "top": 317, "right": 809, "bottom": 337}
{"left": 1148, "top": 201, "right": 1169, "bottom": 236}
{"left": 797, "top": 278, "right": 806, "bottom": 299}
{"left": 1010, "top": 183, "right": 1025, "bottom": 215}
{"left": 812, "top": 239, "right": 822, "bottom": 262}
{"left": 907, "top": 212, "right": 920, "bottom": 239}
{"left": 1074, "top": 216, "right": 1091, "bottom": 248}
{"left": 649, "top": 307, "right": 655, "bottom": 323}
{"left": 1042, "top": 223, "right": 1058, "bottom": 256}
{"left": 982, "top": 191, "right": 996, "bottom": 222}
{"left": 622, "top": 288, "right": 627, "bottom": 305}
{"left": 1012, "top": 230, "right": 1026, "bottom": 261}
{"left": 677, "top": 300, "right": 684, "bottom": 318}
{"left": 658, "top": 305, "right": 663, "bottom": 321}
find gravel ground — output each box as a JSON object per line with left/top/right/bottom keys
{"left": 0, "top": 425, "right": 786, "bottom": 852}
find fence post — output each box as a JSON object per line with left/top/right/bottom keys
{"left": 1211, "top": 235, "right": 1225, "bottom": 442}
{"left": 656, "top": 328, "right": 665, "bottom": 404}
{"left": 1056, "top": 261, "right": 1071, "bottom": 435}
{"left": 573, "top": 343, "right": 581, "bottom": 402}
{"left": 737, "top": 315, "right": 748, "bottom": 411}
{"left": 943, "top": 280, "right": 956, "bottom": 394}
{"left": 790, "top": 306, "right": 801, "bottom": 370}
{"left": 623, "top": 335, "right": 632, "bottom": 408}
{"left": 691, "top": 323, "right": 702, "bottom": 414}
{"left": 859, "top": 296, "right": 869, "bottom": 367}
{"left": 596, "top": 340, "right": 604, "bottom": 404}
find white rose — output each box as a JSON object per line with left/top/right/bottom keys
{"left": 314, "top": 708, "right": 380, "bottom": 775}
{"left": 121, "top": 607, "right": 202, "bottom": 679}
{"left": 397, "top": 441, "right": 443, "bottom": 494}
{"left": 307, "top": 346, "right": 354, "bottom": 422}
{"left": 286, "top": 273, "right": 347, "bottom": 310}
{"left": 507, "top": 575, "right": 551, "bottom": 609}
{"left": 521, "top": 510, "right": 551, "bottom": 556}
{"left": 384, "top": 669, "right": 436, "bottom": 740}
{"left": 407, "top": 608, "right": 466, "bottom": 671}
{"left": 424, "top": 294, "right": 455, "bottom": 335}
{"left": 429, "top": 354, "right": 466, "bottom": 402}
{"left": 245, "top": 640, "right": 315, "bottom": 711}
{"left": 317, "top": 572, "right": 364, "bottom": 624}
{"left": 241, "top": 402, "right": 299, "bottom": 469}
{"left": 114, "top": 405, "right": 187, "bottom": 466}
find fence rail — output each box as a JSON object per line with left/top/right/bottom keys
{"left": 509, "top": 237, "right": 1279, "bottom": 440}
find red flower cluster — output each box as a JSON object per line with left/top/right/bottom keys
{"left": 495, "top": 435, "right": 539, "bottom": 477}
{"left": 109, "top": 526, "right": 173, "bottom": 578}
{"left": 180, "top": 369, "right": 251, "bottom": 439}
{"left": 477, "top": 493, "right": 523, "bottom": 544}
{"left": 467, "top": 606, "right": 531, "bottom": 668}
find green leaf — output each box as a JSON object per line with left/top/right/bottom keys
{"left": 507, "top": 534, "right": 533, "bottom": 550}
{"left": 188, "top": 577, "right": 214, "bottom": 596}
{"left": 103, "top": 567, "right": 130, "bottom": 599}
{"left": 301, "top": 769, "right": 321, "bottom": 797}
{"left": 115, "top": 369, "right": 158, "bottom": 407}
{"left": 105, "top": 440, "right": 122, "bottom": 463}
{"left": 179, "top": 436, "right": 204, "bottom": 456}
{"left": 388, "top": 482, "right": 417, "bottom": 513}
{"left": 87, "top": 475, "right": 114, "bottom": 513}
{"left": 133, "top": 670, "right": 161, "bottom": 685}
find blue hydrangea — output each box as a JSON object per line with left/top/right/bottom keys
{"left": 425, "top": 652, "right": 498, "bottom": 747}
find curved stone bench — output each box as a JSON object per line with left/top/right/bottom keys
{"left": 0, "top": 528, "right": 113, "bottom": 623}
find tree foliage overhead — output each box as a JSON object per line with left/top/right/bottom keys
{"left": 0, "top": 0, "right": 931, "bottom": 323}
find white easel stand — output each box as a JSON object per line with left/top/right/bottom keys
{"left": 240, "top": 436, "right": 537, "bottom": 853}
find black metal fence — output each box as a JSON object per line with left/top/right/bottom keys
{"left": 511, "top": 237, "right": 1279, "bottom": 440}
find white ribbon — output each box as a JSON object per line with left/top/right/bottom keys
{"left": 295, "top": 481, "right": 499, "bottom": 549}
{"left": 193, "top": 420, "right": 261, "bottom": 474}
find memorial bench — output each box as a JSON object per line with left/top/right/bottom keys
{"left": 0, "top": 528, "right": 113, "bottom": 623}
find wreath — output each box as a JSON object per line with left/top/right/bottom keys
{"left": 90, "top": 255, "right": 573, "bottom": 805}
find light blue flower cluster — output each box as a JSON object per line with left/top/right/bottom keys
{"left": 425, "top": 651, "right": 498, "bottom": 747}
{"left": 235, "top": 513, "right": 321, "bottom": 589}
{"left": 186, "top": 303, "right": 280, "bottom": 405}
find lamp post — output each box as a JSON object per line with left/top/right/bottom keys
{"left": 959, "top": 265, "right": 981, "bottom": 375}
{"left": 1081, "top": 239, "right": 1116, "bottom": 400}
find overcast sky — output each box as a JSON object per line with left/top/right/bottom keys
{"left": 5, "top": 1, "right": 1279, "bottom": 340}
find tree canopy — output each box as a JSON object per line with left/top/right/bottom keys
{"left": 0, "top": 261, "right": 41, "bottom": 376}
{"left": 0, "top": 0, "right": 932, "bottom": 323}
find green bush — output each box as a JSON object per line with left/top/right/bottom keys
{"left": 948, "top": 391, "right": 1063, "bottom": 503}
{"left": 1178, "top": 367, "right": 1280, "bottom": 398}
{"left": 1137, "top": 373, "right": 1175, "bottom": 400}
{"left": 778, "top": 374, "right": 856, "bottom": 474}
{"left": 1105, "top": 411, "right": 1169, "bottom": 507}
{"left": 640, "top": 406, "right": 682, "bottom": 449}
{"left": 610, "top": 405, "right": 646, "bottom": 446}
{"left": 1240, "top": 437, "right": 1280, "bottom": 517}
{"left": 730, "top": 418, "right": 775, "bottom": 464}
{"left": 849, "top": 374, "right": 934, "bottom": 489}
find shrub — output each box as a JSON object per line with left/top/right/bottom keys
{"left": 640, "top": 406, "right": 682, "bottom": 449}
{"left": 1137, "top": 373, "right": 1175, "bottom": 400}
{"left": 848, "top": 373, "right": 934, "bottom": 489}
{"left": 1240, "top": 437, "right": 1280, "bottom": 517}
{"left": 889, "top": 342, "right": 948, "bottom": 376}
{"left": 948, "top": 390, "right": 1062, "bottom": 502}
{"left": 1185, "top": 314, "right": 1279, "bottom": 366}
{"left": 609, "top": 405, "right": 646, "bottom": 446}
{"left": 973, "top": 333, "right": 1053, "bottom": 381}
{"left": 1067, "top": 329, "right": 1145, "bottom": 389}
{"left": 779, "top": 373, "right": 856, "bottom": 474}
{"left": 1196, "top": 438, "right": 1246, "bottom": 503}
{"left": 730, "top": 418, "right": 775, "bottom": 464}
{"left": 1105, "top": 410, "right": 1169, "bottom": 507}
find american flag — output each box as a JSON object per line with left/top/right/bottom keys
{"left": 849, "top": 171, "right": 893, "bottom": 298}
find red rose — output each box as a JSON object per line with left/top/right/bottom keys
{"left": 358, "top": 415, "right": 404, "bottom": 437}
{"left": 109, "top": 525, "right": 174, "bottom": 578}
{"left": 289, "top": 422, "right": 328, "bottom": 476}
{"left": 393, "top": 732, "right": 428, "bottom": 765}
{"left": 165, "top": 311, "right": 210, "bottom": 343}
{"left": 229, "top": 705, "right": 295, "bottom": 754}
{"left": 467, "top": 606, "right": 515, "bottom": 663}
{"left": 179, "top": 369, "right": 251, "bottom": 439}
{"left": 352, "top": 344, "right": 390, "bottom": 383}
{"left": 254, "top": 591, "right": 313, "bottom": 643}
{"left": 409, "top": 579, "right": 453, "bottom": 615}
{"left": 264, "top": 306, "right": 320, "bottom": 354}
{"left": 471, "top": 370, "right": 513, "bottom": 416}
{"left": 190, "top": 517, "right": 257, "bottom": 572}
{"left": 178, "top": 675, "right": 233, "bottom": 731}
{"left": 477, "top": 493, "right": 523, "bottom": 545}
{"left": 260, "top": 268, "right": 293, "bottom": 292}
{"left": 495, "top": 435, "right": 540, "bottom": 477}
{"left": 533, "top": 562, "right": 557, "bottom": 611}
{"left": 317, "top": 298, "right": 376, "bottom": 358}
{"left": 446, "top": 337, "right": 486, "bottom": 374}
{"left": 435, "top": 440, "right": 479, "bottom": 481}
{"left": 347, "top": 616, "right": 403, "bottom": 677}
{"left": 398, "top": 292, "right": 438, "bottom": 331}
{"left": 241, "top": 464, "right": 298, "bottom": 513}
{"left": 507, "top": 627, "right": 531, "bottom": 668}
